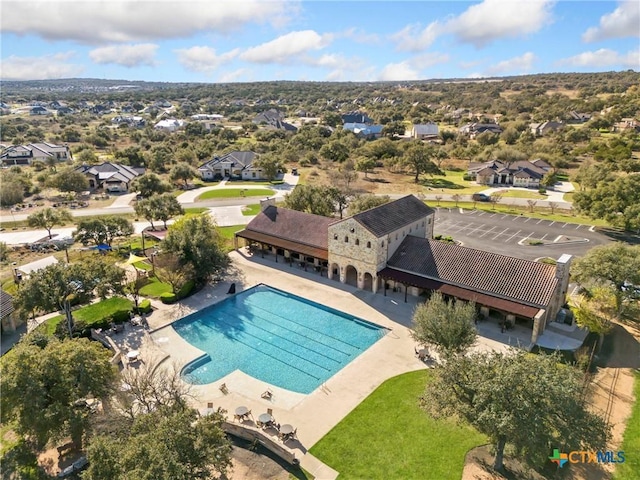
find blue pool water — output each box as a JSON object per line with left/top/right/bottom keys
{"left": 175, "top": 284, "right": 387, "bottom": 394}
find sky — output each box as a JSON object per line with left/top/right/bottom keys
{"left": 0, "top": 0, "right": 638, "bottom": 83}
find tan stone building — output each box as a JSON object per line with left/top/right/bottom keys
{"left": 235, "top": 195, "right": 571, "bottom": 344}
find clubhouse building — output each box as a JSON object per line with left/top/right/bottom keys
{"left": 235, "top": 195, "right": 572, "bottom": 344}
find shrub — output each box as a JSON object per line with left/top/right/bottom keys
{"left": 462, "top": 173, "right": 473, "bottom": 181}
{"left": 528, "top": 239, "right": 544, "bottom": 246}
{"left": 538, "top": 187, "right": 547, "bottom": 194}
{"left": 109, "top": 309, "right": 132, "bottom": 324}
{"left": 177, "top": 280, "right": 195, "bottom": 299}
{"left": 136, "top": 299, "right": 152, "bottom": 314}
{"left": 160, "top": 292, "right": 177, "bottom": 304}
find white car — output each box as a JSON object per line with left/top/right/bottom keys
{"left": 57, "top": 456, "right": 88, "bottom": 478}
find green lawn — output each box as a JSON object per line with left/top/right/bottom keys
{"left": 133, "top": 261, "right": 153, "bottom": 271}
{"left": 1, "top": 279, "right": 18, "bottom": 295}
{"left": 429, "top": 201, "right": 610, "bottom": 226}
{"left": 139, "top": 276, "right": 173, "bottom": 297}
{"left": 422, "top": 170, "right": 486, "bottom": 195}
{"left": 227, "top": 180, "right": 284, "bottom": 186}
{"left": 217, "top": 225, "right": 245, "bottom": 239}
{"left": 197, "top": 188, "right": 275, "bottom": 201}
{"left": 562, "top": 192, "right": 575, "bottom": 202}
{"left": 241, "top": 204, "right": 261, "bottom": 216}
{"left": 310, "top": 371, "right": 486, "bottom": 480}
{"left": 614, "top": 371, "right": 640, "bottom": 480}
{"left": 39, "top": 297, "right": 133, "bottom": 335}
{"left": 494, "top": 189, "right": 547, "bottom": 199}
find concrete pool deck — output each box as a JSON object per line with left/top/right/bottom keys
{"left": 137, "top": 250, "right": 537, "bottom": 478}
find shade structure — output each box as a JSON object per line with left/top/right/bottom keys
{"left": 123, "top": 253, "right": 149, "bottom": 266}
{"left": 90, "top": 244, "right": 112, "bottom": 251}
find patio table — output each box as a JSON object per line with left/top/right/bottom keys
{"left": 235, "top": 406, "right": 249, "bottom": 417}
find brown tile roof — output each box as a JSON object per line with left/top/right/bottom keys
{"left": 378, "top": 268, "right": 540, "bottom": 318}
{"left": 0, "top": 289, "right": 14, "bottom": 319}
{"left": 243, "top": 206, "right": 333, "bottom": 249}
{"left": 348, "top": 195, "right": 434, "bottom": 238}
{"left": 385, "top": 236, "right": 558, "bottom": 307}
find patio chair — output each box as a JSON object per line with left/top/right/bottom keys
{"left": 219, "top": 383, "right": 228, "bottom": 394}
{"left": 261, "top": 389, "right": 273, "bottom": 400}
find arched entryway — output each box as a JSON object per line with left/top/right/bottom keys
{"left": 329, "top": 263, "right": 340, "bottom": 281}
{"left": 345, "top": 265, "right": 358, "bottom": 287}
{"left": 363, "top": 272, "right": 373, "bottom": 291}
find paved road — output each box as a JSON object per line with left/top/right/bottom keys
{"left": 434, "top": 208, "right": 612, "bottom": 260}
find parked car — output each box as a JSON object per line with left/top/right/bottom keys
{"left": 472, "top": 193, "right": 490, "bottom": 202}
{"left": 57, "top": 456, "right": 88, "bottom": 478}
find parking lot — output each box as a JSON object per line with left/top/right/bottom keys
{"left": 434, "top": 208, "right": 611, "bottom": 260}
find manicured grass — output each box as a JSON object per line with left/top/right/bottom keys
{"left": 1, "top": 279, "right": 18, "bottom": 295}
{"left": 217, "top": 225, "right": 245, "bottom": 239}
{"left": 139, "top": 276, "right": 173, "bottom": 297}
{"left": 494, "top": 189, "right": 547, "bottom": 199}
{"left": 562, "top": 192, "right": 575, "bottom": 202}
{"left": 241, "top": 204, "right": 261, "bottom": 216}
{"left": 614, "top": 371, "right": 640, "bottom": 480}
{"left": 39, "top": 297, "right": 133, "bottom": 335}
{"left": 422, "top": 170, "right": 486, "bottom": 194}
{"left": 430, "top": 201, "right": 610, "bottom": 226}
{"left": 310, "top": 370, "right": 486, "bottom": 480}
{"left": 227, "top": 180, "right": 284, "bottom": 186}
{"left": 133, "top": 261, "right": 153, "bottom": 271}
{"left": 197, "top": 188, "right": 275, "bottom": 200}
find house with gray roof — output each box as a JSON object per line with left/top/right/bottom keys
{"left": 235, "top": 194, "right": 572, "bottom": 345}
{"left": 198, "top": 151, "right": 266, "bottom": 181}
{"left": 75, "top": 162, "right": 144, "bottom": 192}
{"left": 1, "top": 142, "right": 72, "bottom": 166}
{"left": 409, "top": 123, "right": 439, "bottom": 140}
{"left": 467, "top": 160, "right": 549, "bottom": 188}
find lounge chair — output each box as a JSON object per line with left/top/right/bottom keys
{"left": 261, "top": 389, "right": 273, "bottom": 400}
{"left": 219, "top": 383, "right": 228, "bottom": 394}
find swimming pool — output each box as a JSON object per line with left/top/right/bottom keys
{"left": 175, "top": 284, "right": 387, "bottom": 394}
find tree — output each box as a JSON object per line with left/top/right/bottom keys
{"left": 154, "top": 254, "right": 192, "bottom": 294}
{"left": 573, "top": 174, "right": 640, "bottom": 231}
{"left": 150, "top": 193, "right": 184, "bottom": 229}
{"left": 571, "top": 287, "right": 617, "bottom": 352}
{"left": 355, "top": 156, "right": 376, "bottom": 178}
{"left": 434, "top": 195, "right": 442, "bottom": 206}
{"left": 320, "top": 140, "right": 349, "bottom": 163}
{"left": 13, "top": 258, "right": 126, "bottom": 336}
{"left": 527, "top": 199, "right": 537, "bottom": 213}
{"left": 134, "top": 197, "right": 156, "bottom": 230}
{"left": 85, "top": 397, "right": 231, "bottom": 480}
{"left": 548, "top": 201, "right": 558, "bottom": 214}
{"left": 451, "top": 194, "right": 461, "bottom": 207}
{"left": 74, "top": 216, "right": 134, "bottom": 246}
{"left": 540, "top": 171, "right": 557, "bottom": 188}
{"left": 381, "top": 121, "right": 405, "bottom": 138}
{"left": 169, "top": 163, "right": 197, "bottom": 188}
{"left": 48, "top": 170, "right": 89, "bottom": 193}
{"left": 284, "top": 185, "right": 336, "bottom": 217}
{"left": 422, "top": 350, "right": 610, "bottom": 471}
{"left": 348, "top": 194, "right": 391, "bottom": 215}
{"left": 489, "top": 192, "right": 503, "bottom": 210}
{"left": 0, "top": 182, "right": 24, "bottom": 206}
{"left": 163, "top": 215, "right": 228, "bottom": 285}
{"left": 411, "top": 292, "right": 477, "bottom": 355}
{"left": 402, "top": 142, "right": 441, "bottom": 182}
{"left": 129, "top": 173, "right": 171, "bottom": 198}
{"left": 254, "top": 153, "right": 283, "bottom": 181}
{"left": 1, "top": 337, "right": 115, "bottom": 450}
{"left": 572, "top": 243, "right": 640, "bottom": 316}
{"left": 27, "top": 207, "right": 73, "bottom": 239}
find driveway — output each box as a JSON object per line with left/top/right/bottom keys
{"left": 208, "top": 206, "right": 255, "bottom": 227}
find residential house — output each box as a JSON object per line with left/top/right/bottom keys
{"left": 154, "top": 119, "right": 186, "bottom": 132}
{"left": 530, "top": 121, "right": 564, "bottom": 136}
{"left": 408, "top": 123, "right": 439, "bottom": 140}
{"left": 198, "top": 151, "right": 265, "bottom": 181}
{"left": 29, "top": 105, "right": 50, "bottom": 115}
{"left": 235, "top": 195, "right": 572, "bottom": 344}
{"left": 253, "top": 109, "right": 297, "bottom": 132}
{"left": 343, "top": 123, "right": 383, "bottom": 140}
{"left": 459, "top": 122, "right": 503, "bottom": 137}
{"left": 567, "top": 111, "right": 591, "bottom": 123}
{"left": 613, "top": 118, "right": 640, "bottom": 132}
{"left": 467, "top": 160, "right": 549, "bottom": 188}
{"left": 112, "top": 115, "right": 146, "bottom": 128}
{"left": 1, "top": 142, "right": 72, "bottom": 166}
{"left": 75, "top": 162, "right": 145, "bottom": 192}
{"left": 341, "top": 112, "right": 373, "bottom": 124}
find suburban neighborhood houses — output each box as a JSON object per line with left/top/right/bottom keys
{"left": 1, "top": 70, "right": 639, "bottom": 480}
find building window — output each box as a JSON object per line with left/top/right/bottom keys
{"left": 333, "top": 234, "right": 338, "bottom": 240}
{"left": 395, "top": 234, "right": 398, "bottom": 240}
{"left": 366, "top": 241, "right": 371, "bottom": 248}
{"left": 422, "top": 221, "right": 425, "bottom": 226}
{"left": 252, "top": 172, "right": 256, "bottom": 178}
{"left": 381, "top": 241, "right": 384, "bottom": 247}
{"left": 428, "top": 218, "right": 431, "bottom": 225}
{"left": 355, "top": 239, "right": 360, "bottom": 246}
{"left": 344, "top": 236, "right": 349, "bottom": 243}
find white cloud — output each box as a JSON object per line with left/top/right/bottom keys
{"left": 391, "top": 0, "right": 554, "bottom": 51}
{"left": 89, "top": 43, "right": 158, "bottom": 67}
{"left": 379, "top": 61, "right": 419, "bottom": 81}
{"left": 559, "top": 48, "right": 640, "bottom": 69}
{"left": 1, "top": 52, "right": 84, "bottom": 80}
{"left": 411, "top": 52, "right": 450, "bottom": 69}
{"left": 486, "top": 52, "right": 536, "bottom": 75}
{"left": 240, "top": 30, "right": 332, "bottom": 64}
{"left": 174, "top": 46, "right": 239, "bottom": 73}
{"left": 0, "top": 0, "right": 292, "bottom": 44}
{"left": 390, "top": 22, "right": 442, "bottom": 52}
{"left": 582, "top": 1, "right": 640, "bottom": 42}
{"left": 341, "top": 27, "right": 381, "bottom": 44}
